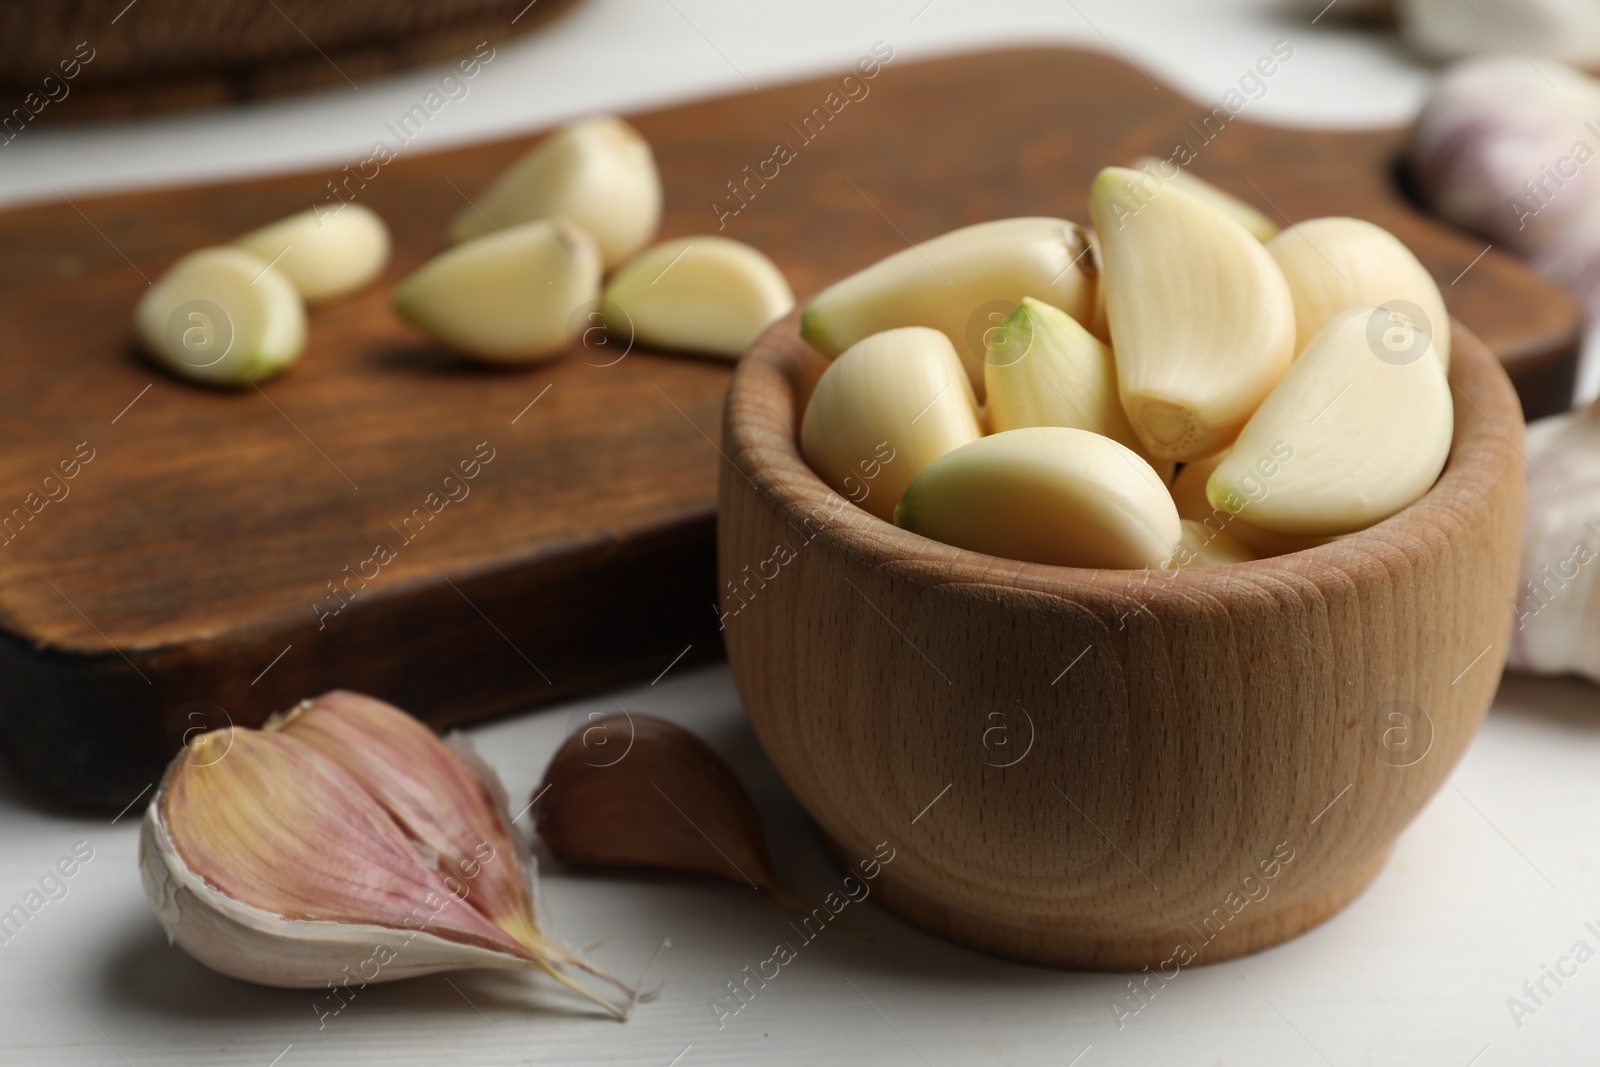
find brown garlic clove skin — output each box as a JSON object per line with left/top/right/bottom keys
{"left": 535, "top": 714, "right": 785, "bottom": 897}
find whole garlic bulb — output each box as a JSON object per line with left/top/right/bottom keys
{"left": 1510, "top": 405, "right": 1600, "bottom": 682}
{"left": 1410, "top": 55, "right": 1600, "bottom": 312}
{"left": 140, "top": 691, "right": 636, "bottom": 1016}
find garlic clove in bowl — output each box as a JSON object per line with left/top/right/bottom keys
{"left": 982, "top": 296, "right": 1169, "bottom": 477}
{"left": 1090, "top": 166, "right": 1296, "bottom": 462}
{"left": 893, "top": 426, "right": 1182, "bottom": 569}
{"left": 1267, "top": 216, "right": 1451, "bottom": 367}
{"left": 1208, "top": 305, "right": 1453, "bottom": 536}
{"left": 799, "top": 326, "right": 982, "bottom": 522}
{"left": 799, "top": 217, "right": 1099, "bottom": 399}
{"left": 1128, "top": 156, "right": 1278, "bottom": 241}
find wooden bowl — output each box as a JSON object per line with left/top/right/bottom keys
{"left": 718, "top": 312, "right": 1523, "bottom": 970}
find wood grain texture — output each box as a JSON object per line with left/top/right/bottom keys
{"left": 0, "top": 46, "right": 1568, "bottom": 808}
{"left": 719, "top": 312, "right": 1524, "bottom": 969}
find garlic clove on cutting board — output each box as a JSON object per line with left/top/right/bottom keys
{"left": 601, "top": 236, "right": 794, "bottom": 359}
{"left": 449, "top": 115, "right": 662, "bottom": 270}
{"left": 234, "top": 204, "right": 391, "bottom": 303}
{"left": 135, "top": 247, "right": 306, "bottom": 386}
{"left": 394, "top": 218, "right": 601, "bottom": 364}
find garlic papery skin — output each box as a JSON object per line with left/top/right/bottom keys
{"left": 394, "top": 218, "right": 601, "bottom": 364}
{"left": 1090, "top": 166, "right": 1296, "bottom": 462}
{"left": 1170, "top": 450, "right": 1337, "bottom": 556}
{"left": 536, "top": 715, "right": 793, "bottom": 902}
{"left": 1129, "top": 156, "right": 1278, "bottom": 242}
{"left": 894, "top": 426, "right": 1182, "bottom": 569}
{"left": 141, "top": 702, "right": 636, "bottom": 1016}
{"left": 1267, "top": 217, "right": 1451, "bottom": 368}
{"left": 234, "top": 204, "right": 391, "bottom": 303}
{"left": 449, "top": 115, "right": 661, "bottom": 270}
{"left": 141, "top": 794, "right": 525, "bottom": 989}
{"left": 1400, "top": 0, "right": 1600, "bottom": 67}
{"left": 135, "top": 247, "right": 306, "bottom": 386}
{"left": 601, "top": 236, "right": 794, "bottom": 359}
{"left": 140, "top": 727, "right": 535, "bottom": 989}
{"left": 1509, "top": 406, "right": 1600, "bottom": 680}
{"left": 799, "top": 217, "right": 1098, "bottom": 400}
{"left": 800, "top": 326, "right": 982, "bottom": 522}
{"left": 983, "top": 297, "right": 1168, "bottom": 476}
{"left": 1208, "top": 306, "right": 1453, "bottom": 536}
{"left": 270, "top": 691, "right": 549, "bottom": 955}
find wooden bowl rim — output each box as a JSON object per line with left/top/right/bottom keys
{"left": 722, "top": 311, "right": 1525, "bottom": 606}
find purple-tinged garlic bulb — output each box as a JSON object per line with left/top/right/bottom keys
{"left": 1411, "top": 56, "right": 1600, "bottom": 313}
{"left": 1510, "top": 405, "right": 1600, "bottom": 683}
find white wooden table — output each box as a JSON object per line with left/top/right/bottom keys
{"left": 3, "top": 2, "right": 1599, "bottom": 1063}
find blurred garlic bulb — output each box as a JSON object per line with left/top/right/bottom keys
{"left": 1410, "top": 55, "right": 1600, "bottom": 312}
{"left": 1509, "top": 404, "right": 1600, "bottom": 682}
{"left": 1399, "top": 0, "right": 1600, "bottom": 67}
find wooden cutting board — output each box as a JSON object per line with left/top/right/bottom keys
{"left": 0, "top": 47, "right": 1580, "bottom": 808}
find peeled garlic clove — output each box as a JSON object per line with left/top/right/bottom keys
{"left": 984, "top": 297, "right": 1173, "bottom": 478}
{"left": 1175, "top": 518, "right": 1257, "bottom": 567}
{"left": 1129, "top": 156, "right": 1278, "bottom": 241}
{"left": 1090, "top": 166, "right": 1296, "bottom": 462}
{"left": 450, "top": 115, "right": 661, "bottom": 269}
{"left": 395, "top": 218, "right": 601, "bottom": 364}
{"left": 535, "top": 714, "right": 791, "bottom": 902}
{"left": 1267, "top": 216, "right": 1450, "bottom": 368}
{"left": 234, "top": 204, "right": 390, "bottom": 302}
{"left": 1170, "top": 450, "right": 1337, "bottom": 556}
{"left": 894, "top": 426, "right": 1182, "bottom": 569}
{"left": 800, "top": 217, "right": 1098, "bottom": 399}
{"left": 271, "top": 691, "right": 546, "bottom": 955}
{"left": 602, "top": 236, "right": 794, "bottom": 359}
{"left": 800, "top": 326, "right": 982, "bottom": 521}
{"left": 135, "top": 247, "right": 306, "bottom": 386}
{"left": 1208, "top": 305, "right": 1453, "bottom": 535}
{"left": 141, "top": 728, "right": 534, "bottom": 988}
